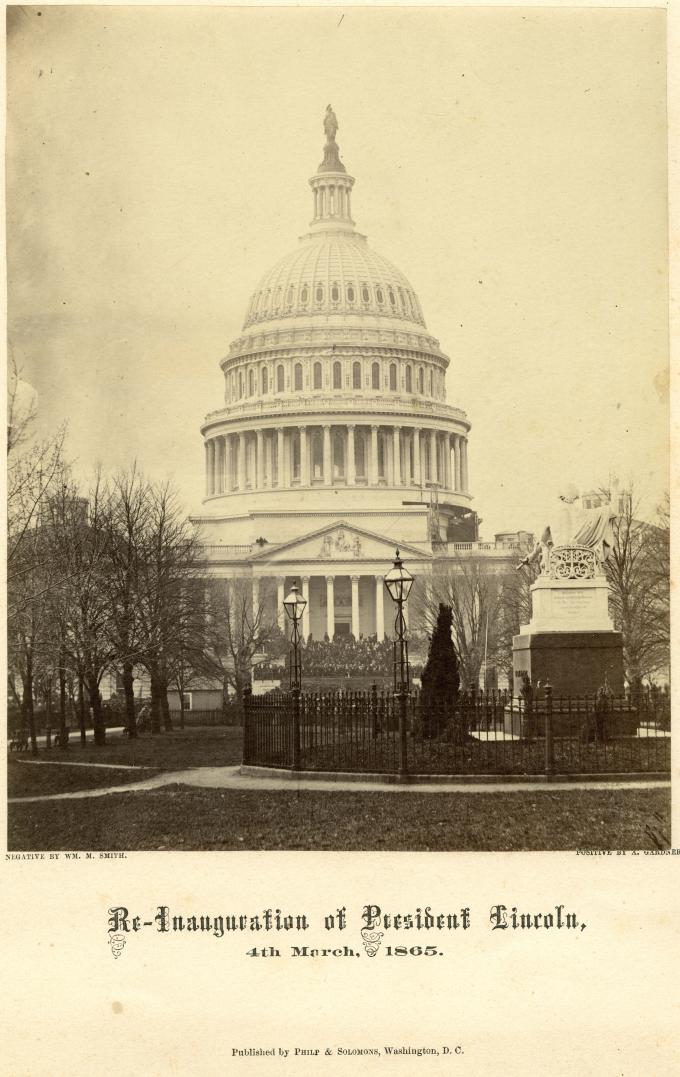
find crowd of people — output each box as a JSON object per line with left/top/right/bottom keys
{"left": 253, "top": 634, "right": 425, "bottom": 682}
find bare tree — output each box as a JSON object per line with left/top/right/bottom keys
{"left": 415, "top": 557, "right": 509, "bottom": 689}
{"left": 104, "top": 465, "right": 151, "bottom": 737}
{"left": 603, "top": 485, "right": 670, "bottom": 686}
{"left": 135, "top": 482, "right": 206, "bottom": 733}
{"left": 7, "top": 360, "right": 68, "bottom": 598}
{"left": 496, "top": 537, "right": 540, "bottom": 681}
{"left": 41, "top": 475, "right": 117, "bottom": 745}
{"left": 201, "top": 578, "right": 282, "bottom": 706}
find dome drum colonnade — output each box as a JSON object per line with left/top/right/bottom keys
{"left": 198, "top": 108, "right": 472, "bottom": 640}
{"left": 204, "top": 423, "right": 469, "bottom": 496}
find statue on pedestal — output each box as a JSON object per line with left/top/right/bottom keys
{"left": 324, "top": 105, "right": 339, "bottom": 143}
{"left": 518, "top": 486, "right": 616, "bottom": 575}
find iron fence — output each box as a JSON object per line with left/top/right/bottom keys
{"left": 243, "top": 685, "right": 670, "bottom": 778}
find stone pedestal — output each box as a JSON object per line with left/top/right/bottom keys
{"left": 512, "top": 548, "right": 624, "bottom": 697}
{"left": 512, "top": 630, "right": 624, "bottom": 698}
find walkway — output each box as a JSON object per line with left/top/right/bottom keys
{"left": 8, "top": 762, "right": 670, "bottom": 804}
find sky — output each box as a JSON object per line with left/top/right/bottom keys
{"left": 7, "top": 5, "right": 669, "bottom": 537}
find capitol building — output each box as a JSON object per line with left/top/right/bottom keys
{"left": 193, "top": 110, "right": 518, "bottom": 642}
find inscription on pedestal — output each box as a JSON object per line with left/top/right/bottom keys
{"left": 552, "top": 592, "right": 591, "bottom": 616}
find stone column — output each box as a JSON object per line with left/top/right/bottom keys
{"left": 461, "top": 437, "right": 469, "bottom": 493}
{"left": 277, "top": 576, "right": 285, "bottom": 631}
{"left": 326, "top": 576, "right": 335, "bottom": 639}
{"left": 252, "top": 577, "right": 260, "bottom": 623}
{"left": 413, "top": 429, "right": 421, "bottom": 486}
{"left": 256, "top": 430, "right": 264, "bottom": 489}
{"left": 277, "top": 427, "right": 284, "bottom": 488}
{"left": 323, "top": 425, "right": 332, "bottom": 486}
{"left": 238, "top": 433, "right": 246, "bottom": 491}
{"left": 453, "top": 435, "right": 461, "bottom": 491}
{"left": 347, "top": 425, "right": 356, "bottom": 485}
{"left": 204, "top": 442, "right": 210, "bottom": 496}
{"left": 224, "top": 435, "right": 232, "bottom": 492}
{"left": 375, "top": 576, "right": 385, "bottom": 642}
{"left": 209, "top": 440, "right": 217, "bottom": 495}
{"left": 301, "top": 576, "right": 310, "bottom": 641}
{"left": 429, "top": 429, "right": 438, "bottom": 484}
{"left": 445, "top": 435, "right": 452, "bottom": 490}
{"left": 265, "top": 433, "right": 273, "bottom": 488}
{"left": 370, "top": 425, "right": 379, "bottom": 485}
{"left": 215, "top": 439, "right": 221, "bottom": 493}
{"left": 392, "top": 426, "right": 401, "bottom": 486}
{"left": 300, "top": 425, "right": 309, "bottom": 485}
{"left": 351, "top": 575, "right": 360, "bottom": 639}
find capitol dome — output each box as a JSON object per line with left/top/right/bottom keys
{"left": 195, "top": 109, "right": 475, "bottom": 644}
{"left": 242, "top": 231, "right": 427, "bottom": 332}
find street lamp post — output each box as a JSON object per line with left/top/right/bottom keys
{"left": 283, "top": 580, "right": 307, "bottom": 770}
{"left": 384, "top": 549, "right": 414, "bottom": 778}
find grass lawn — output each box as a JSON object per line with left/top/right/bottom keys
{"left": 7, "top": 727, "right": 243, "bottom": 797}
{"left": 7, "top": 785, "right": 670, "bottom": 851}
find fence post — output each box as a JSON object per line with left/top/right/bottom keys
{"left": 243, "top": 689, "right": 251, "bottom": 766}
{"left": 544, "top": 681, "right": 554, "bottom": 778}
{"left": 371, "top": 682, "right": 378, "bottom": 738}
{"left": 292, "top": 687, "right": 301, "bottom": 771}
{"left": 397, "top": 690, "right": 408, "bottom": 778}
{"left": 244, "top": 689, "right": 255, "bottom": 766}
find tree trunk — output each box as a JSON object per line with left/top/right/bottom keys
{"left": 22, "top": 667, "right": 38, "bottom": 757}
{"left": 178, "top": 690, "right": 186, "bottom": 730}
{"left": 78, "top": 674, "right": 87, "bottom": 746}
{"left": 150, "top": 671, "right": 162, "bottom": 734}
{"left": 45, "top": 682, "right": 53, "bottom": 749}
{"left": 88, "top": 680, "right": 106, "bottom": 745}
{"left": 160, "top": 678, "right": 173, "bottom": 732}
{"left": 58, "top": 656, "right": 69, "bottom": 749}
{"left": 122, "top": 661, "right": 137, "bottom": 738}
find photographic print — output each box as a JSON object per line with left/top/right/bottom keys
{"left": 3, "top": 6, "right": 679, "bottom": 1077}
{"left": 6, "top": 5, "right": 670, "bottom": 856}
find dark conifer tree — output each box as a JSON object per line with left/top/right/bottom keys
{"left": 419, "top": 603, "right": 460, "bottom": 737}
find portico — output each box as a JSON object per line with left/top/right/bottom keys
{"left": 221, "top": 523, "right": 430, "bottom": 643}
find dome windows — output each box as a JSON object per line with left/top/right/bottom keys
{"left": 389, "top": 363, "right": 397, "bottom": 391}
{"left": 376, "top": 286, "right": 384, "bottom": 306}
{"left": 274, "top": 286, "right": 282, "bottom": 309}
{"left": 428, "top": 369, "right": 433, "bottom": 396}
{"left": 248, "top": 369, "right": 255, "bottom": 396}
{"left": 261, "top": 367, "right": 268, "bottom": 395}
{"left": 276, "top": 365, "right": 285, "bottom": 393}
{"left": 300, "top": 285, "right": 309, "bottom": 305}
{"left": 405, "top": 365, "right": 413, "bottom": 393}
{"left": 333, "top": 361, "right": 342, "bottom": 390}
{"left": 352, "top": 361, "right": 362, "bottom": 389}
{"left": 331, "top": 283, "right": 340, "bottom": 303}
{"left": 417, "top": 367, "right": 424, "bottom": 394}
{"left": 388, "top": 288, "right": 396, "bottom": 308}
{"left": 315, "top": 284, "right": 324, "bottom": 304}
{"left": 347, "top": 284, "right": 355, "bottom": 304}
{"left": 361, "top": 284, "right": 370, "bottom": 304}
{"left": 286, "top": 284, "right": 295, "bottom": 307}
{"left": 371, "top": 362, "right": 380, "bottom": 390}
{"left": 313, "top": 361, "right": 323, "bottom": 390}
{"left": 294, "top": 363, "right": 303, "bottom": 391}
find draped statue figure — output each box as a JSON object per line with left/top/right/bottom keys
{"left": 519, "top": 486, "right": 616, "bottom": 574}
{"left": 324, "top": 105, "right": 339, "bottom": 142}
